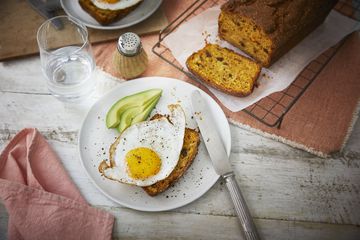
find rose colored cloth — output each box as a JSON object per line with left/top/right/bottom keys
{"left": 0, "top": 128, "right": 114, "bottom": 240}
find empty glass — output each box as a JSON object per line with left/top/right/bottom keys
{"left": 37, "top": 15, "right": 95, "bottom": 102}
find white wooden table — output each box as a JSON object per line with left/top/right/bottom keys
{"left": 1, "top": 55, "right": 360, "bottom": 240}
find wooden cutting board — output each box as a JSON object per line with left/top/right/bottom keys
{"left": 0, "top": 0, "right": 168, "bottom": 61}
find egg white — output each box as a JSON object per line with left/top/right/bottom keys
{"left": 103, "top": 104, "right": 186, "bottom": 186}
{"left": 91, "top": 0, "right": 143, "bottom": 11}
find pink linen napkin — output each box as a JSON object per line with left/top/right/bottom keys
{"left": 0, "top": 128, "right": 114, "bottom": 240}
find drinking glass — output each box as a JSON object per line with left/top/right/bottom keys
{"left": 37, "top": 15, "right": 95, "bottom": 102}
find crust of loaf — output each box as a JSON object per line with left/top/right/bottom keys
{"left": 186, "top": 44, "right": 261, "bottom": 97}
{"left": 79, "top": 0, "right": 143, "bottom": 25}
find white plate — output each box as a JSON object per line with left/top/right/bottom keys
{"left": 78, "top": 77, "right": 231, "bottom": 211}
{"left": 60, "top": 0, "right": 162, "bottom": 30}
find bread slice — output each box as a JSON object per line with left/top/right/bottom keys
{"left": 142, "top": 114, "right": 200, "bottom": 196}
{"left": 79, "top": 0, "right": 143, "bottom": 25}
{"left": 98, "top": 113, "right": 201, "bottom": 196}
{"left": 186, "top": 43, "right": 261, "bottom": 97}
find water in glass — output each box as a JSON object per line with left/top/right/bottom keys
{"left": 37, "top": 16, "right": 96, "bottom": 102}
{"left": 45, "top": 46, "right": 95, "bottom": 101}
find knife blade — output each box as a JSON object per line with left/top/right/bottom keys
{"left": 27, "top": 0, "right": 63, "bottom": 30}
{"left": 191, "top": 91, "right": 231, "bottom": 175}
{"left": 191, "top": 90, "right": 260, "bottom": 240}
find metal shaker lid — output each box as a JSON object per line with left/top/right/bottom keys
{"left": 117, "top": 32, "right": 142, "bottom": 57}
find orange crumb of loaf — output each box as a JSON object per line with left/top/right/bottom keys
{"left": 219, "top": 12, "right": 272, "bottom": 67}
{"left": 186, "top": 44, "right": 261, "bottom": 97}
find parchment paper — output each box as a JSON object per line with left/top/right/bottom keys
{"left": 164, "top": 6, "right": 360, "bottom": 112}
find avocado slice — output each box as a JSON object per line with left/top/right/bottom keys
{"left": 106, "top": 89, "right": 162, "bottom": 128}
{"left": 117, "top": 106, "right": 140, "bottom": 133}
{"left": 117, "top": 94, "right": 161, "bottom": 133}
{"left": 131, "top": 95, "right": 161, "bottom": 124}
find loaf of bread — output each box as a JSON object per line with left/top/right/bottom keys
{"left": 218, "top": 0, "right": 338, "bottom": 67}
{"left": 186, "top": 43, "right": 261, "bottom": 97}
{"left": 142, "top": 114, "right": 200, "bottom": 196}
{"left": 79, "top": 0, "right": 143, "bottom": 25}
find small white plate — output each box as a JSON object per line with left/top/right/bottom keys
{"left": 60, "top": 0, "right": 162, "bottom": 30}
{"left": 78, "top": 77, "right": 231, "bottom": 211}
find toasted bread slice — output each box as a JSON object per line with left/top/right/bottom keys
{"left": 186, "top": 43, "right": 261, "bottom": 97}
{"left": 142, "top": 114, "right": 200, "bottom": 196}
{"left": 79, "top": 0, "right": 143, "bottom": 25}
{"left": 99, "top": 113, "right": 200, "bottom": 196}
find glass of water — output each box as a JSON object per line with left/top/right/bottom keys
{"left": 37, "top": 15, "right": 95, "bottom": 102}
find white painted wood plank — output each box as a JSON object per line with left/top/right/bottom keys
{"left": 0, "top": 56, "right": 48, "bottom": 93}
{"left": 0, "top": 92, "right": 89, "bottom": 132}
{"left": 175, "top": 152, "right": 360, "bottom": 225}
{"left": 0, "top": 63, "right": 360, "bottom": 157}
{"left": 0, "top": 61, "right": 122, "bottom": 95}
{"left": 1, "top": 139, "right": 358, "bottom": 226}
{"left": 1, "top": 204, "right": 360, "bottom": 240}
{"left": 2, "top": 91, "right": 358, "bottom": 158}
{"left": 1, "top": 64, "right": 358, "bottom": 157}
{"left": 109, "top": 208, "right": 360, "bottom": 240}
{"left": 1, "top": 60, "right": 359, "bottom": 157}
{"left": 0, "top": 71, "right": 123, "bottom": 138}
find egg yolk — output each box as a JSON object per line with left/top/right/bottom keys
{"left": 99, "top": 0, "right": 120, "bottom": 3}
{"left": 125, "top": 147, "right": 161, "bottom": 180}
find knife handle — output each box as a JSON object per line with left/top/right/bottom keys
{"left": 223, "top": 172, "right": 260, "bottom": 240}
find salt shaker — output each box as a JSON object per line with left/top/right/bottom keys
{"left": 113, "top": 32, "right": 148, "bottom": 79}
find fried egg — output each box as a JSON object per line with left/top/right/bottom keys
{"left": 102, "top": 104, "right": 186, "bottom": 187}
{"left": 91, "top": 0, "right": 143, "bottom": 11}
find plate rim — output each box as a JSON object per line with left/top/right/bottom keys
{"left": 60, "top": 0, "right": 163, "bottom": 30}
{"left": 78, "top": 76, "right": 231, "bottom": 212}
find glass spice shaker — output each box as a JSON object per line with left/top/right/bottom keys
{"left": 113, "top": 32, "right": 148, "bottom": 79}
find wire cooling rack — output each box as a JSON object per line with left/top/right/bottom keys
{"left": 152, "top": 0, "right": 360, "bottom": 128}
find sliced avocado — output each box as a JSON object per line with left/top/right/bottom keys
{"left": 106, "top": 88, "right": 162, "bottom": 128}
{"left": 117, "top": 106, "right": 140, "bottom": 133}
{"left": 117, "top": 94, "right": 161, "bottom": 133}
{"left": 131, "top": 94, "right": 161, "bottom": 124}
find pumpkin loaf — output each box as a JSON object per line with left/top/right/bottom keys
{"left": 218, "top": 0, "right": 338, "bottom": 67}
{"left": 186, "top": 44, "right": 261, "bottom": 97}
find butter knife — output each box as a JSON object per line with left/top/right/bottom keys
{"left": 191, "top": 90, "right": 260, "bottom": 240}
{"left": 27, "top": 0, "right": 63, "bottom": 30}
